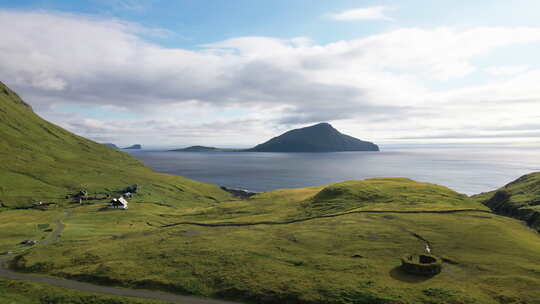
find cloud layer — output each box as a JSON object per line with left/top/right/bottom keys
{"left": 327, "top": 6, "right": 394, "bottom": 21}
{"left": 1, "top": 10, "right": 540, "bottom": 147}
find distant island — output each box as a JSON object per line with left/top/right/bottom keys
{"left": 247, "top": 122, "right": 379, "bottom": 152}
{"left": 123, "top": 144, "right": 142, "bottom": 150}
{"left": 171, "top": 123, "right": 379, "bottom": 153}
{"left": 103, "top": 143, "right": 119, "bottom": 149}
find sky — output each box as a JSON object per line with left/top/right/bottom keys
{"left": 1, "top": 0, "right": 540, "bottom": 148}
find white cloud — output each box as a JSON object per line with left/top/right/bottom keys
{"left": 485, "top": 65, "right": 529, "bottom": 76}
{"left": 1, "top": 10, "right": 540, "bottom": 147}
{"left": 328, "top": 6, "right": 395, "bottom": 21}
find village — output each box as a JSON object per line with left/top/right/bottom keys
{"left": 29, "top": 184, "right": 140, "bottom": 211}
{"left": 14, "top": 184, "right": 140, "bottom": 247}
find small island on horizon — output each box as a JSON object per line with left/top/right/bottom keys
{"left": 171, "top": 122, "right": 379, "bottom": 153}
{"left": 123, "top": 144, "right": 142, "bottom": 150}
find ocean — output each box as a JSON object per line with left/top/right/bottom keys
{"left": 127, "top": 148, "right": 540, "bottom": 195}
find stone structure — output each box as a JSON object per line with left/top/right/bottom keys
{"left": 400, "top": 254, "right": 442, "bottom": 276}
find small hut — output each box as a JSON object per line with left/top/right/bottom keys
{"left": 108, "top": 197, "right": 129, "bottom": 210}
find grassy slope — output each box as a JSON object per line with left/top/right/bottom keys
{"left": 162, "top": 178, "right": 487, "bottom": 226}
{"left": 0, "top": 209, "right": 63, "bottom": 253}
{"left": 0, "top": 81, "right": 231, "bottom": 209}
{"left": 12, "top": 179, "right": 540, "bottom": 304}
{"left": 473, "top": 172, "right": 540, "bottom": 231}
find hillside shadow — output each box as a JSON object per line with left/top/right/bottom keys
{"left": 389, "top": 266, "right": 432, "bottom": 283}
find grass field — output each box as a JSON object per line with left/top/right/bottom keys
{"left": 7, "top": 178, "right": 540, "bottom": 304}
{"left": 0, "top": 209, "right": 63, "bottom": 254}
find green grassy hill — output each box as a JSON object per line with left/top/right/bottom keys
{"left": 301, "top": 178, "right": 484, "bottom": 216}
{"left": 473, "top": 172, "right": 540, "bottom": 231}
{"left": 0, "top": 81, "right": 231, "bottom": 209}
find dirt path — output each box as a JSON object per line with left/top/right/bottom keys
{"left": 0, "top": 209, "right": 242, "bottom": 304}
{"left": 162, "top": 208, "right": 492, "bottom": 228}
{"left": 39, "top": 209, "right": 73, "bottom": 245}
{"left": 0, "top": 263, "right": 239, "bottom": 304}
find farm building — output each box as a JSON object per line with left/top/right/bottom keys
{"left": 108, "top": 197, "right": 129, "bottom": 210}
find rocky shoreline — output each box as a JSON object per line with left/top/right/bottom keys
{"left": 220, "top": 186, "right": 258, "bottom": 199}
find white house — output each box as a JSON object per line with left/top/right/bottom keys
{"left": 108, "top": 197, "right": 129, "bottom": 210}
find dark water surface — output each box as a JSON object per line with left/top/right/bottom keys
{"left": 127, "top": 149, "right": 540, "bottom": 195}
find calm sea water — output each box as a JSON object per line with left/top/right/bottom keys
{"left": 127, "top": 148, "right": 540, "bottom": 195}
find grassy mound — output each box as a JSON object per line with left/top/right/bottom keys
{"left": 302, "top": 178, "right": 481, "bottom": 216}
{"left": 0, "top": 81, "right": 231, "bottom": 208}
{"left": 473, "top": 172, "right": 540, "bottom": 231}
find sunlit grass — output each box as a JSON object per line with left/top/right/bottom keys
{"left": 10, "top": 178, "right": 540, "bottom": 304}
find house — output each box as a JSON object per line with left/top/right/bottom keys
{"left": 108, "top": 197, "right": 129, "bottom": 210}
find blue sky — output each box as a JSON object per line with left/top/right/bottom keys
{"left": 4, "top": 0, "right": 540, "bottom": 48}
{"left": 1, "top": 0, "right": 540, "bottom": 148}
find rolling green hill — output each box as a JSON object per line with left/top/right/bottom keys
{"left": 0, "top": 81, "right": 231, "bottom": 209}
{"left": 301, "top": 178, "right": 484, "bottom": 216}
